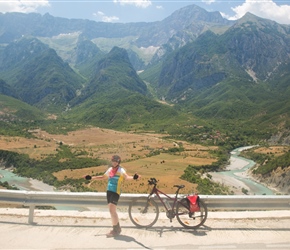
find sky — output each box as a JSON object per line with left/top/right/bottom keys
{"left": 0, "top": 0, "right": 290, "bottom": 25}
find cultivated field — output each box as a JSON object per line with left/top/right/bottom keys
{"left": 0, "top": 127, "right": 218, "bottom": 194}
{"left": 253, "top": 146, "right": 289, "bottom": 156}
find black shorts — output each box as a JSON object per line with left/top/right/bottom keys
{"left": 106, "top": 190, "right": 120, "bottom": 205}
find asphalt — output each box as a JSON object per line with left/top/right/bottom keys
{"left": 1, "top": 208, "right": 290, "bottom": 250}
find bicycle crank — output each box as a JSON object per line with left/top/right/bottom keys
{"left": 166, "top": 210, "right": 175, "bottom": 219}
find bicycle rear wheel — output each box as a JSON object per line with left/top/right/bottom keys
{"left": 176, "top": 198, "right": 208, "bottom": 229}
{"left": 128, "top": 197, "right": 159, "bottom": 228}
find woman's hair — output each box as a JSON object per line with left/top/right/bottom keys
{"left": 111, "top": 155, "right": 121, "bottom": 164}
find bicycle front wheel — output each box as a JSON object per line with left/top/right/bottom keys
{"left": 176, "top": 198, "right": 208, "bottom": 229}
{"left": 128, "top": 197, "right": 159, "bottom": 228}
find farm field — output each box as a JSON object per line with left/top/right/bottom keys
{"left": 253, "top": 146, "right": 289, "bottom": 156}
{"left": 0, "top": 127, "right": 218, "bottom": 194}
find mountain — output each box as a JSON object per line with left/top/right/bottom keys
{"left": 73, "top": 39, "right": 106, "bottom": 79}
{"left": 0, "top": 5, "right": 231, "bottom": 47}
{"left": 153, "top": 13, "right": 290, "bottom": 101}
{"left": 144, "top": 13, "right": 290, "bottom": 133}
{"left": 0, "top": 37, "right": 85, "bottom": 112}
{"left": 0, "top": 5, "right": 232, "bottom": 69}
{"left": 71, "top": 46, "right": 148, "bottom": 105}
{"left": 135, "top": 4, "right": 232, "bottom": 47}
{"left": 0, "top": 5, "right": 289, "bottom": 144}
{"left": 224, "top": 13, "right": 290, "bottom": 81}
{"left": 66, "top": 46, "right": 181, "bottom": 130}
{"left": 147, "top": 5, "right": 232, "bottom": 63}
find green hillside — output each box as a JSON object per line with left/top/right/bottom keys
{"left": 66, "top": 91, "right": 183, "bottom": 131}
{"left": 0, "top": 94, "right": 45, "bottom": 136}
{"left": 65, "top": 47, "right": 190, "bottom": 132}
{"left": 0, "top": 37, "right": 85, "bottom": 113}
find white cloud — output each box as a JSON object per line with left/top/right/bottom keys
{"left": 0, "top": 0, "right": 49, "bottom": 13}
{"left": 229, "top": 0, "right": 290, "bottom": 24}
{"left": 220, "top": 12, "right": 231, "bottom": 20}
{"left": 93, "top": 11, "right": 119, "bottom": 23}
{"left": 113, "top": 0, "right": 152, "bottom": 8}
{"left": 202, "top": 0, "right": 216, "bottom": 4}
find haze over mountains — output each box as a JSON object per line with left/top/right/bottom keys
{"left": 0, "top": 4, "right": 289, "bottom": 144}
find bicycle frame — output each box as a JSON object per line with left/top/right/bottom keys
{"left": 147, "top": 180, "right": 187, "bottom": 222}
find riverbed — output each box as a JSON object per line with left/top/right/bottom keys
{"left": 209, "top": 146, "right": 275, "bottom": 195}
{"left": 0, "top": 168, "right": 54, "bottom": 191}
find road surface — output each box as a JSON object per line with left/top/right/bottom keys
{"left": 1, "top": 208, "right": 290, "bottom": 249}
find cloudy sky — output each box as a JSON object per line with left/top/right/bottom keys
{"left": 1, "top": 0, "right": 290, "bottom": 25}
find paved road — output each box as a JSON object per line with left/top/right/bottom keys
{"left": 1, "top": 208, "right": 290, "bottom": 250}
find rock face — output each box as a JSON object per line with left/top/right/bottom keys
{"left": 254, "top": 166, "right": 290, "bottom": 194}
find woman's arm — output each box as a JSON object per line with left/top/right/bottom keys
{"left": 92, "top": 175, "right": 107, "bottom": 180}
{"left": 84, "top": 174, "right": 107, "bottom": 180}
{"left": 124, "top": 172, "right": 141, "bottom": 180}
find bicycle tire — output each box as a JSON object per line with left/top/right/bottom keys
{"left": 128, "top": 197, "right": 159, "bottom": 228}
{"left": 176, "top": 198, "right": 208, "bottom": 229}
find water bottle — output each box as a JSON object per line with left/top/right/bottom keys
{"left": 163, "top": 199, "right": 171, "bottom": 210}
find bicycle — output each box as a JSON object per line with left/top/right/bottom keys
{"left": 128, "top": 177, "right": 208, "bottom": 229}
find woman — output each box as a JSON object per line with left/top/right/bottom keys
{"left": 84, "top": 155, "right": 140, "bottom": 237}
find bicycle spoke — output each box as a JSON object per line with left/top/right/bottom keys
{"left": 176, "top": 198, "right": 208, "bottom": 229}
{"left": 128, "top": 197, "right": 159, "bottom": 228}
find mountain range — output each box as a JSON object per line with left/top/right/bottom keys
{"left": 0, "top": 4, "right": 289, "bottom": 144}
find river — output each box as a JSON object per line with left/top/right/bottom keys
{"left": 0, "top": 168, "right": 55, "bottom": 191}
{"left": 210, "top": 146, "right": 275, "bottom": 195}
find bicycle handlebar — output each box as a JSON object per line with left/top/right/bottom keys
{"left": 148, "top": 177, "right": 157, "bottom": 185}
{"left": 148, "top": 177, "right": 183, "bottom": 187}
